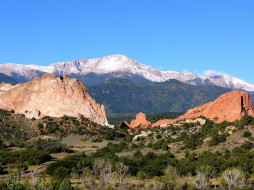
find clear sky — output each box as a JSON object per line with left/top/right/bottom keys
{"left": 0, "top": 0, "right": 253, "bottom": 83}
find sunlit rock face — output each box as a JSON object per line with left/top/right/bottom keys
{"left": 0, "top": 74, "right": 109, "bottom": 126}
{"left": 152, "top": 91, "right": 254, "bottom": 127}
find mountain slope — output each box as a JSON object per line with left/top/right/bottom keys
{"left": 0, "top": 55, "right": 253, "bottom": 91}
{"left": 0, "top": 73, "right": 18, "bottom": 85}
{"left": 87, "top": 78, "right": 232, "bottom": 114}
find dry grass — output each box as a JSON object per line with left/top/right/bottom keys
{"left": 61, "top": 135, "right": 113, "bottom": 149}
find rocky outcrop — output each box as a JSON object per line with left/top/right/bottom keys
{"left": 152, "top": 91, "right": 254, "bottom": 127}
{"left": 127, "top": 112, "right": 151, "bottom": 129}
{"left": 0, "top": 74, "right": 109, "bottom": 126}
{"left": 152, "top": 119, "right": 174, "bottom": 128}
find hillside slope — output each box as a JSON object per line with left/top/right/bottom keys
{"left": 88, "top": 79, "right": 231, "bottom": 114}
{"left": 0, "top": 73, "right": 17, "bottom": 85}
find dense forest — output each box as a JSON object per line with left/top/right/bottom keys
{"left": 88, "top": 79, "right": 231, "bottom": 114}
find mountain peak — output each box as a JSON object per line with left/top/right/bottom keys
{"left": 0, "top": 55, "right": 253, "bottom": 91}
{"left": 101, "top": 54, "right": 132, "bottom": 60}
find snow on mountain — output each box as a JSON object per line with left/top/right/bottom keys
{"left": 0, "top": 54, "right": 253, "bottom": 91}
{"left": 204, "top": 70, "right": 254, "bottom": 92}
{"left": 161, "top": 70, "right": 200, "bottom": 83}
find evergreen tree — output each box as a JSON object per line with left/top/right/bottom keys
{"left": 59, "top": 178, "right": 72, "bottom": 190}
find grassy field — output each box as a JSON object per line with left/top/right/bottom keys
{"left": 0, "top": 137, "right": 112, "bottom": 179}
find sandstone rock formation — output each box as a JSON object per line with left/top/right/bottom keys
{"left": 0, "top": 74, "right": 109, "bottom": 126}
{"left": 152, "top": 90, "right": 254, "bottom": 127}
{"left": 127, "top": 112, "right": 151, "bottom": 129}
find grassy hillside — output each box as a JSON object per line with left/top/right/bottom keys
{"left": 0, "top": 109, "right": 127, "bottom": 143}
{"left": 88, "top": 79, "right": 231, "bottom": 114}
{"left": 0, "top": 109, "right": 37, "bottom": 142}
{"left": 1, "top": 106, "right": 254, "bottom": 189}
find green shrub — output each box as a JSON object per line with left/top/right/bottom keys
{"left": 59, "top": 178, "right": 72, "bottom": 190}
{"left": 0, "top": 149, "right": 52, "bottom": 165}
{"left": 162, "top": 143, "right": 169, "bottom": 151}
{"left": 131, "top": 143, "right": 138, "bottom": 149}
{"left": 243, "top": 130, "right": 252, "bottom": 138}
{"left": 240, "top": 115, "right": 254, "bottom": 126}
{"left": 54, "top": 167, "right": 69, "bottom": 180}
{"left": 152, "top": 140, "right": 164, "bottom": 150}
{"left": 91, "top": 138, "right": 102, "bottom": 142}
{"left": 156, "top": 134, "right": 162, "bottom": 139}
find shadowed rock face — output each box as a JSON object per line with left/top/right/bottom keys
{"left": 0, "top": 74, "right": 109, "bottom": 126}
{"left": 152, "top": 90, "right": 254, "bottom": 127}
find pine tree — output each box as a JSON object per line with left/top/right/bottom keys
{"left": 59, "top": 178, "right": 72, "bottom": 190}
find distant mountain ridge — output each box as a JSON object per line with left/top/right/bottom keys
{"left": 87, "top": 78, "right": 231, "bottom": 114}
{"left": 0, "top": 73, "right": 17, "bottom": 85}
{"left": 0, "top": 54, "right": 253, "bottom": 91}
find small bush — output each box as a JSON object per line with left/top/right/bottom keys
{"left": 91, "top": 138, "right": 102, "bottom": 142}
{"left": 243, "top": 130, "right": 252, "bottom": 138}
{"left": 240, "top": 115, "right": 254, "bottom": 126}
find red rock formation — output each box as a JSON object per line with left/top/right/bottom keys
{"left": 0, "top": 74, "right": 109, "bottom": 126}
{"left": 128, "top": 112, "right": 151, "bottom": 129}
{"left": 152, "top": 91, "right": 254, "bottom": 127}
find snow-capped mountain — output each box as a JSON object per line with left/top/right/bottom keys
{"left": 0, "top": 54, "right": 253, "bottom": 91}
{"left": 202, "top": 70, "right": 254, "bottom": 92}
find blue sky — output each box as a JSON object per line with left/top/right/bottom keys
{"left": 0, "top": 0, "right": 253, "bottom": 83}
